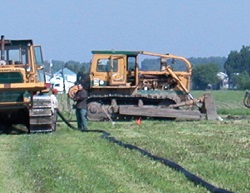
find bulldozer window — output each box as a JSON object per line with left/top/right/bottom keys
{"left": 34, "top": 46, "right": 43, "bottom": 65}
{"left": 37, "top": 69, "right": 45, "bottom": 82}
{"left": 97, "top": 59, "right": 118, "bottom": 72}
{"left": 4, "top": 46, "right": 28, "bottom": 64}
{"left": 140, "top": 55, "right": 161, "bottom": 71}
{"left": 128, "top": 56, "right": 136, "bottom": 71}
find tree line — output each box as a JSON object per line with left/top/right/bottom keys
{"left": 43, "top": 45, "right": 250, "bottom": 90}
{"left": 192, "top": 45, "right": 250, "bottom": 90}
{"left": 43, "top": 60, "right": 89, "bottom": 75}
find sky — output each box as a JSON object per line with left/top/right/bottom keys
{"left": 2, "top": 0, "right": 250, "bottom": 62}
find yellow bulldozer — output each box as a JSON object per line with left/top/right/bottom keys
{"left": 68, "top": 50, "right": 218, "bottom": 121}
{"left": 0, "top": 36, "right": 57, "bottom": 133}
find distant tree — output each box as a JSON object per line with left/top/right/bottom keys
{"left": 51, "top": 60, "right": 65, "bottom": 73}
{"left": 43, "top": 60, "right": 50, "bottom": 73}
{"left": 224, "top": 50, "right": 239, "bottom": 78}
{"left": 235, "top": 71, "right": 250, "bottom": 90}
{"left": 65, "top": 60, "right": 82, "bottom": 73}
{"left": 189, "top": 56, "right": 227, "bottom": 71}
{"left": 192, "top": 63, "right": 219, "bottom": 90}
{"left": 224, "top": 46, "right": 250, "bottom": 77}
{"left": 141, "top": 56, "right": 227, "bottom": 72}
{"left": 81, "top": 62, "right": 90, "bottom": 73}
{"left": 224, "top": 46, "right": 250, "bottom": 89}
{"left": 43, "top": 60, "right": 64, "bottom": 74}
{"left": 43, "top": 60, "right": 90, "bottom": 75}
{"left": 239, "top": 46, "right": 250, "bottom": 74}
{"left": 141, "top": 58, "right": 160, "bottom": 71}
{"left": 65, "top": 61, "right": 90, "bottom": 74}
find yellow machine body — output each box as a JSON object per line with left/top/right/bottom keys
{"left": 0, "top": 36, "right": 56, "bottom": 133}
{"left": 69, "top": 50, "right": 217, "bottom": 121}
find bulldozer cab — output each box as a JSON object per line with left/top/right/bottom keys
{"left": 90, "top": 51, "right": 140, "bottom": 87}
{"left": 0, "top": 36, "right": 47, "bottom": 94}
{"left": 1, "top": 39, "right": 44, "bottom": 72}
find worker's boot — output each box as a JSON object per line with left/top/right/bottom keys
{"left": 81, "top": 127, "right": 88, "bottom": 132}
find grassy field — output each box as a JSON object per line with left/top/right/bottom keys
{"left": 0, "top": 90, "right": 249, "bottom": 193}
{"left": 192, "top": 90, "right": 250, "bottom": 116}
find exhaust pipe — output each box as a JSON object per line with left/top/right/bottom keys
{"left": 1, "top": 35, "right": 4, "bottom": 60}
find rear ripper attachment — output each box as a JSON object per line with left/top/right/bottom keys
{"left": 0, "top": 35, "right": 56, "bottom": 133}
{"left": 69, "top": 50, "right": 218, "bottom": 121}
{"left": 29, "top": 95, "right": 57, "bottom": 133}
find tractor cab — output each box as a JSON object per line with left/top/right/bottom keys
{"left": 0, "top": 35, "right": 46, "bottom": 87}
{"left": 90, "top": 50, "right": 140, "bottom": 87}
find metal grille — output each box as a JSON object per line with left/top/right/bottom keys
{"left": 0, "top": 72, "right": 23, "bottom": 83}
{"left": 0, "top": 91, "right": 24, "bottom": 102}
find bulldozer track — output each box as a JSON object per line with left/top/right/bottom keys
{"left": 29, "top": 95, "right": 57, "bottom": 133}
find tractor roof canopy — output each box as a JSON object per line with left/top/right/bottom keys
{"left": 1, "top": 39, "right": 33, "bottom": 46}
{"left": 91, "top": 50, "right": 141, "bottom": 56}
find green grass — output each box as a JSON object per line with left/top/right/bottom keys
{"left": 0, "top": 90, "right": 249, "bottom": 193}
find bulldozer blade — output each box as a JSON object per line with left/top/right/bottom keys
{"left": 204, "top": 93, "right": 218, "bottom": 120}
{"left": 119, "top": 106, "right": 201, "bottom": 120}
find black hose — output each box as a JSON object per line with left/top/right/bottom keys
{"left": 57, "top": 110, "right": 233, "bottom": 193}
{"left": 57, "top": 110, "right": 77, "bottom": 130}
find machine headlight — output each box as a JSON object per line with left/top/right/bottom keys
{"left": 99, "top": 80, "right": 104, "bottom": 85}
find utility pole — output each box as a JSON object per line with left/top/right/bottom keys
{"left": 62, "top": 65, "right": 66, "bottom": 94}
{"left": 49, "top": 59, "right": 52, "bottom": 75}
